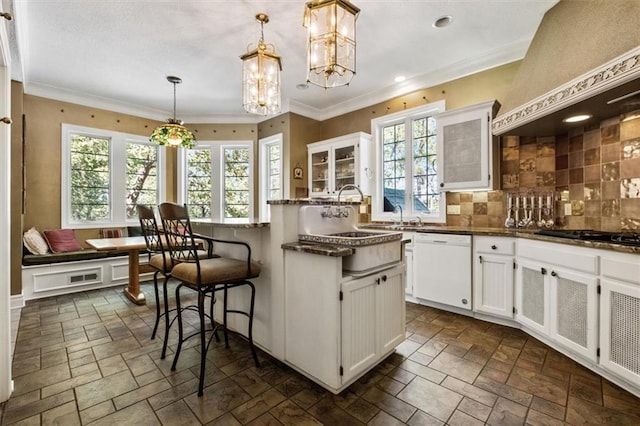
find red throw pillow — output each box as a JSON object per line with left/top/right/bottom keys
{"left": 43, "top": 229, "right": 83, "bottom": 253}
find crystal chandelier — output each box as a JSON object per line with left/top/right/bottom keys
{"left": 150, "top": 76, "right": 196, "bottom": 149}
{"left": 240, "top": 13, "right": 283, "bottom": 115}
{"left": 303, "top": 0, "right": 360, "bottom": 88}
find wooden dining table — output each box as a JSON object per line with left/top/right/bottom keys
{"left": 85, "top": 236, "right": 148, "bottom": 305}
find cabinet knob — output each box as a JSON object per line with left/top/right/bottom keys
{"left": 551, "top": 271, "right": 557, "bottom": 277}
{"left": 440, "top": 182, "right": 444, "bottom": 188}
{"left": 462, "top": 298, "right": 468, "bottom": 305}
{"left": 541, "top": 267, "right": 547, "bottom": 275}
{"left": 381, "top": 275, "right": 387, "bottom": 282}
{"left": 376, "top": 278, "right": 381, "bottom": 285}
{"left": 491, "top": 245, "right": 497, "bottom": 250}
{"left": 0, "top": 117, "right": 11, "bottom": 124}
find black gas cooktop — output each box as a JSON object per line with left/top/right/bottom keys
{"left": 535, "top": 229, "right": 640, "bottom": 246}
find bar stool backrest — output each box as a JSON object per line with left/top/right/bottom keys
{"left": 158, "top": 202, "right": 202, "bottom": 266}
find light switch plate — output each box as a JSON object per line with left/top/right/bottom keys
{"left": 564, "top": 203, "right": 572, "bottom": 215}
{"left": 447, "top": 205, "right": 461, "bottom": 214}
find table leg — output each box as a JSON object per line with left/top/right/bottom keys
{"left": 123, "top": 249, "right": 146, "bottom": 305}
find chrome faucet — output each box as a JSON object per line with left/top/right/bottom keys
{"left": 337, "top": 184, "right": 364, "bottom": 204}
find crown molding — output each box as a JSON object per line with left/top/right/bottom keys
{"left": 493, "top": 46, "right": 640, "bottom": 135}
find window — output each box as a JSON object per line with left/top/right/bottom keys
{"left": 178, "top": 140, "right": 254, "bottom": 222}
{"left": 371, "top": 101, "right": 446, "bottom": 223}
{"left": 61, "top": 124, "right": 165, "bottom": 228}
{"left": 259, "top": 133, "right": 283, "bottom": 222}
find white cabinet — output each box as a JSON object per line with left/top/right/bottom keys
{"left": 308, "top": 132, "right": 372, "bottom": 197}
{"left": 284, "top": 249, "right": 405, "bottom": 392}
{"left": 436, "top": 100, "right": 499, "bottom": 191}
{"left": 342, "top": 265, "right": 405, "bottom": 382}
{"left": 515, "top": 240, "right": 599, "bottom": 362}
{"left": 473, "top": 236, "right": 514, "bottom": 318}
{"left": 599, "top": 253, "right": 640, "bottom": 386}
{"left": 403, "top": 232, "right": 415, "bottom": 297}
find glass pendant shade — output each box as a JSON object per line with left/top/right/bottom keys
{"left": 303, "top": 0, "right": 359, "bottom": 88}
{"left": 241, "top": 14, "right": 282, "bottom": 115}
{"left": 150, "top": 76, "right": 196, "bottom": 149}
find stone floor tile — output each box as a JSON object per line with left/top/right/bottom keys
{"left": 429, "top": 351, "right": 483, "bottom": 383}
{"left": 184, "top": 378, "right": 251, "bottom": 424}
{"left": 40, "top": 369, "right": 102, "bottom": 398}
{"left": 75, "top": 369, "right": 138, "bottom": 410}
{"left": 417, "top": 339, "right": 447, "bottom": 358}
{"left": 441, "top": 376, "right": 498, "bottom": 407}
{"left": 344, "top": 397, "right": 379, "bottom": 423}
{"left": 375, "top": 376, "right": 406, "bottom": 396}
{"left": 406, "top": 410, "right": 445, "bottom": 426}
{"left": 491, "top": 343, "right": 521, "bottom": 365}
{"left": 12, "top": 364, "right": 71, "bottom": 397}
{"left": 457, "top": 396, "right": 492, "bottom": 422}
{"left": 269, "top": 399, "right": 322, "bottom": 425}
{"left": 2, "top": 389, "right": 75, "bottom": 425}
{"left": 486, "top": 397, "right": 528, "bottom": 426}
{"left": 229, "top": 369, "right": 272, "bottom": 398}
{"left": 474, "top": 375, "right": 533, "bottom": 406}
{"left": 478, "top": 366, "right": 510, "bottom": 383}
{"left": 86, "top": 400, "right": 161, "bottom": 426}
{"left": 407, "top": 351, "right": 433, "bottom": 366}
{"left": 530, "top": 395, "right": 566, "bottom": 420}
{"left": 393, "top": 339, "right": 421, "bottom": 358}
{"left": 570, "top": 371, "right": 603, "bottom": 405}
{"left": 155, "top": 399, "right": 202, "bottom": 426}
{"left": 566, "top": 395, "right": 640, "bottom": 425}
{"left": 448, "top": 409, "right": 485, "bottom": 426}
{"left": 5, "top": 414, "right": 40, "bottom": 426}
{"left": 96, "top": 354, "right": 128, "bottom": 376}
{"left": 70, "top": 360, "right": 100, "bottom": 378}
{"left": 362, "top": 386, "right": 417, "bottom": 423}
{"left": 113, "top": 378, "right": 173, "bottom": 410}
{"left": 368, "top": 410, "right": 405, "bottom": 426}
{"left": 78, "top": 400, "right": 115, "bottom": 425}
{"left": 396, "top": 376, "right": 462, "bottom": 422}
{"left": 40, "top": 401, "right": 80, "bottom": 426}
{"left": 506, "top": 366, "right": 568, "bottom": 405}
{"left": 92, "top": 336, "right": 141, "bottom": 360}
{"left": 231, "top": 388, "right": 287, "bottom": 424}
{"left": 398, "top": 359, "right": 446, "bottom": 384}
{"left": 526, "top": 408, "right": 566, "bottom": 426}
{"left": 306, "top": 396, "right": 365, "bottom": 425}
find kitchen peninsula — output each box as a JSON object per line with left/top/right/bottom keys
{"left": 191, "top": 199, "right": 408, "bottom": 394}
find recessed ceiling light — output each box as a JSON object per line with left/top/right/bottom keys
{"left": 394, "top": 75, "right": 406, "bottom": 83}
{"left": 433, "top": 15, "right": 452, "bottom": 28}
{"left": 563, "top": 114, "right": 592, "bottom": 123}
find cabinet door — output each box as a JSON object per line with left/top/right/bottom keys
{"left": 332, "top": 139, "right": 358, "bottom": 194}
{"left": 474, "top": 254, "right": 514, "bottom": 318}
{"left": 515, "top": 258, "right": 549, "bottom": 335}
{"left": 549, "top": 267, "right": 598, "bottom": 362}
{"left": 405, "top": 246, "right": 414, "bottom": 297}
{"left": 378, "top": 267, "right": 406, "bottom": 354}
{"left": 341, "top": 274, "right": 378, "bottom": 383}
{"left": 309, "top": 146, "right": 331, "bottom": 196}
{"left": 600, "top": 278, "right": 640, "bottom": 385}
{"left": 436, "top": 101, "right": 495, "bottom": 191}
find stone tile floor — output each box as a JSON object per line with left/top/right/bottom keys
{"left": 1, "top": 280, "right": 640, "bottom": 425}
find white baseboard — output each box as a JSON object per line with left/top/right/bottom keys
{"left": 10, "top": 294, "right": 24, "bottom": 310}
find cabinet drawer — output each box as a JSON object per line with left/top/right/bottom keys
{"left": 601, "top": 255, "right": 640, "bottom": 285}
{"left": 474, "top": 236, "right": 514, "bottom": 255}
{"left": 518, "top": 240, "right": 598, "bottom": 275}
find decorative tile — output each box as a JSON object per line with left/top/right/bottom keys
{"left": 602, "top": 162, "right": 620, "bottom": 181}
{"left": 396, "top": 376, "right": 462, "bottom": 422}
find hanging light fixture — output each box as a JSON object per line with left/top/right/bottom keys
{"left": 303, "top": 0, "right": 360, "bottom": 89}
{"left": 240, "top": 13, "right": 283, "bottom": 115}
{"left": 149, "top": 76, "right": 196, "bottom": 148}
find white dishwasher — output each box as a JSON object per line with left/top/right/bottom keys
{"left": 414, "top": 233, "right": 472, "bottom": 310}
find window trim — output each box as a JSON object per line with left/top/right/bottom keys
{"left": 177, "top": 139, "right": 254, "bottom": 223}
{"left": 61, "top": 124, "right": 166, "bottom": 229}
{"left": 370, "top": 100, "right": 446, "bottom": 223}
{"left": 258, "top": 133, "right": 283, "bottom": 222}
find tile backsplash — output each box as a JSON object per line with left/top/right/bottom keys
{"left": 446, "top": 114, "right": 640, "bottom": 231}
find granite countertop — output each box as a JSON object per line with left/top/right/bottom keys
{"left": 281, "top": 241, "right": 355, "bottom": 257}
{"left": 190, "top": 219, "right": 269, "bottom": 229}
{"left": 268, "top": 199, "right": 361, "bottom": 205}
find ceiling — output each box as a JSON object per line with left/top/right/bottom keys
{"left": 6, "top": 0, "right": 558, "bottom": 124}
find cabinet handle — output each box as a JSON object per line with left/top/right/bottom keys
{"left": 541, "top": 267, "right": 547, "bottom": 275}
{"left": 440, "top": 182, "right": 444, "bottom": 187}
{"left": 491, "top": 245, "right": 497, "bottom": 250}
{"left": 551, "top": 271, "right": 557, "bottom": 277}
{"left": 381, "top": 275, "right": 387, "bottom": 282}
{"left": 479, "top": 255, "right": 483, "bottom": 264}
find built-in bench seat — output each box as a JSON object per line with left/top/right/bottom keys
{"left": 21, "top": 247, "right": 152, "bottom": 302}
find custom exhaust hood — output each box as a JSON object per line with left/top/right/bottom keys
{"left": 492, "top": 1, "right": 640, "bottom": 137}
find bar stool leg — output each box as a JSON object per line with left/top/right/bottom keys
{"left": 247, "top": 282, "right": 259, "bottom": 367}
{"left": 151, "top": 271, "right": 161, "bottom": 339}
{"left": 197, "top": 287, "right": 207, "bottom": 397}
{"left": 171, "top": 283, "right": 185, "bottom": 371}
{"left": 161, "top": 275, "right": 171, "bottom": 359}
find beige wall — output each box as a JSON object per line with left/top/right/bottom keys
{"left": 500, "top": 0, "right": 640, "bottom": 113}
{"left": 320, "top": 61, "right": 520, "bottom": 140}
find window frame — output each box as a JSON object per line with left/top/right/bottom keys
{"left": 258, "top": 133, "right": 284, "bottom": 222}
{"left": 177, "top": 139, "right": 254, "bottom": 223}
{"left": 371, "top": 100, "right": 446, "bottom": 223}
{"left": 61, "top": 124, "right": 166, "bottom": 229}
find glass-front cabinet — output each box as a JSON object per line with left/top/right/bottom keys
{"left": 308, "top": 132, "right": 372, "bottom": 198}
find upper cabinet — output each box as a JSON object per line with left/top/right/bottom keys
{"left": 308, "top": 132, "right": 372, "bottom": 198}
{"left": 436, "top": 100, "right": 500, "bottom": 191}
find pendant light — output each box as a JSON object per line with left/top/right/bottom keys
{"left": 149, "top": 76, "right": 196, "bottom": 148}
{"left": 303, "top": 0, "right": 360, "bottom": 88}
{"left": 240, "top": 13, "right": 283, "bottom": 115}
